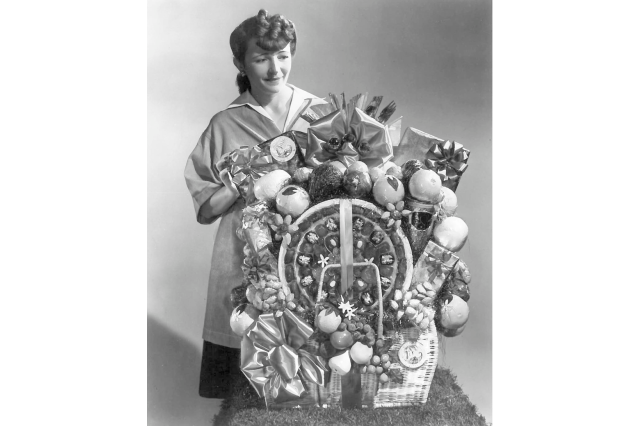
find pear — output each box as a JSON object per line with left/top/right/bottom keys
{"left": 328, "top": 350, "right": 352, "bottom": 376}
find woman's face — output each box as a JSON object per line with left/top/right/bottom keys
{"left": 239, "top": 38, "right": 292, "bottom": 96}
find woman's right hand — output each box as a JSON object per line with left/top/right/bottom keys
{"left": 220, "top": 168, "right": 240, "bottom": 197}
{"left": 199, "top": 169, "right": 241, "bottom": 220}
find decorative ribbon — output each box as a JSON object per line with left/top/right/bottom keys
{"left": 424, "top": 140, "right": 470, "bottom": 192}
{"left": 305, "top": 106, "right": 393, "bottom": 168}
{"left": 339, "top": 200, "right": 354, "bottom": 296}
{"left": 241, "top": 309, "right": 327, "bottom": 404}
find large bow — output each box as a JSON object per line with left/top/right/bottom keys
{"left": 424, "top": 140, "right": 470, "bottom": 192}
{"left": 241, "top": 309, "right": 327, "bottom": 404}
{"left": 305, "top": 107, "right": 393, "bottom": 168}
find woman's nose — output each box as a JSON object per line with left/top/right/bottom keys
{"left": 267, "top": 58, "right": 279, "bottom": 76}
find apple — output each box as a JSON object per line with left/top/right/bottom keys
{"left": 328, "top": 350, "right": 352, "bottom": 376}
{"left": 343, "top": 171, "right": 373, "bottom": 198}
{"left": 349, "top": 342, "right": 373, "bottom": 364}
{"left": 385, "top": 165, "right": 403, "bottom": 180}
{"left": 442, "top": 323, "right": 466, "bottom": 337}
{"left": 330, "top": 330, "right": 354, "bottom": 350}
{"left": 327, "top": 160, "right": 347, "bottom": 174}
{"left": 229, "top": 304, "right": 260, "bottom": 336}
{"left": 439, "top": 294, "right": 469, "bottom": 330}
{"left": 275, "top": 185, "right": 311, "bottom": 218}
{"left": 368, "top": 166, "right": 386, "bottom": 183}
{"left": 408, "top": 169, "right": 442, "bottom": 202}
{"left": 440, "top": 187, "right": 458, "bottom": 215}
{"left": 293, "top": 167, "right": 313, "bottom": 184}
{"left": 253, "top": 170, "right": 291, "bottom": 202}
{"left": 347, "top": 161, "right": 369, "bottom": 174}
{"left": 372, "top": 175, "right": 405, "bottom": 205}
{"left": 433, "top": 216, "right": 468, "bottom": 252}
{"left": 315, "top": 308, "right": 342, "bottom": 334}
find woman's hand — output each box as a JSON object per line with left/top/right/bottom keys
{"left": 220, "top": 168, "right": 240, "bottom": 197}
{"left": 199, "top": 170, "right": 241, "bottom": 220}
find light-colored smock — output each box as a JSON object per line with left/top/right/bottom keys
{"left": 185, "top": 84, "right": 326, "bottom": 348}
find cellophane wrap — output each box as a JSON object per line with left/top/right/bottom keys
{"left": 413, "top": 240, "right": 460, "bottom": 293}
{"left": 217, "top": 131, "right": 307, "bottom": 204}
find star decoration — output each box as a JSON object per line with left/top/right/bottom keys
{"left": 338, "top": 300, "right": 355, "bottom": 319}
{"left": 317, "top": 254, "right": 330, "bottom": 268}
{"left": 242, "top": 221, "right": 250, "bottom": 229}
{"left": 364, "top": 257, "right": 375, "bottom": 264}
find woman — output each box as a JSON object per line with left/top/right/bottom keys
{"left": 184, "top": 9, "right": 325, "bottom": 398}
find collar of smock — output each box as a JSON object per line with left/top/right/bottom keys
{"left": 226, "top": 84, "right": 318, "bottom": 130}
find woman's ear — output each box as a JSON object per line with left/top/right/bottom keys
{"left": 233, "top": 58, "right": 243, "bottom": 73}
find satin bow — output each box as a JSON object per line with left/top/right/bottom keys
{"left": 424, "top": 140, "right": 470, "bottom": 192}
{"left": 241, "top": 309, "right": 327, "bottom": 404}
{"left": 305, "top": 106, "right": 393, "bottom": 168}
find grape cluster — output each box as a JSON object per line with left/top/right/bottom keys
{"left": 361, "top": 353, "right": 392, "bottom": 383}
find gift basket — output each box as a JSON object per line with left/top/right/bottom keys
{"left": 225, "top": 93, "right": 473, "bottom": 409}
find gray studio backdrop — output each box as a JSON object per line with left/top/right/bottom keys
{"left": 148, "top": 0, "right": 491, "bottom": 424}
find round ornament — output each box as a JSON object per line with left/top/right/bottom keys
{"left": 408, "top": 169, "right": 442, "bottom": 202}
{"left": 253, "top": 170, "right": 291, "bottom": 202}
{"left": 397, "top": 340, "right": 429, "bottom": 369}
{"left": 229, "top": 305, "right": 260, "bottom": 336}
{"left": 275, "top": 185, "right": 311, "bottom": 218}
{"left": 269, "top": 135, "right": 297, "bottom": 162}
{"left": 372, "top": 175, "right": 405, "bottom": 205}
{"left": 433, "top": 216, "right": 468, "bottom": 252}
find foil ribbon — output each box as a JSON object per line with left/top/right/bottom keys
{"left": 415, "top": 241, "right": 460, "bottom": 291}
{"left": 424, "top": 140, "right": 470, "bottom": 192}
{"left": 241, "top": 309, "right": 327, "bottom": 404}
{"left": 305, "top": 107, "right": 393, "bottom": 168}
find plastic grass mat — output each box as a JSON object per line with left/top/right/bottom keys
{"left": 213, "top": 366, "right": 488, "bottom": 426}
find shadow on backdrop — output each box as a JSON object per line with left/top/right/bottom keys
{"left": 148, "top": 315, "right": 222, "bottom": 426}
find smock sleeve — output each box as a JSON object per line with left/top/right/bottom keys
{"left": 184, "top": 119, "right": 227, "bottom": 225}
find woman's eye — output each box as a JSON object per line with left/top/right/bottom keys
{"left": 279, "top": 56, "right": 290, "bottom": 60}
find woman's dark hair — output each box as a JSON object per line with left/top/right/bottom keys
{"left": 229, "top": 9, "right": 297, "bottom": 94}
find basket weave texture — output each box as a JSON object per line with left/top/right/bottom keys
{"left": 300, "top": 319, "right": 438, "bottom": 408}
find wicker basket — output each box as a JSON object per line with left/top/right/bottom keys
{"left": 306, "top": 262, "right": 438, "bottom": 408}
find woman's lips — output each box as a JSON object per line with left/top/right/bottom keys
{"left": 264, "top": 77, "right": 281, "bottom": 83}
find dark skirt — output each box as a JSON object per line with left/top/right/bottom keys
{"left": 199, "top": 341, "right": 242, "bottom": 398}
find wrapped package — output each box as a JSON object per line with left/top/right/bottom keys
{"left": 413, "top": 240, "right": 459, "bottom": 293}
{"left": 217, "top": 131, "right": 307, "bottom": 204}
